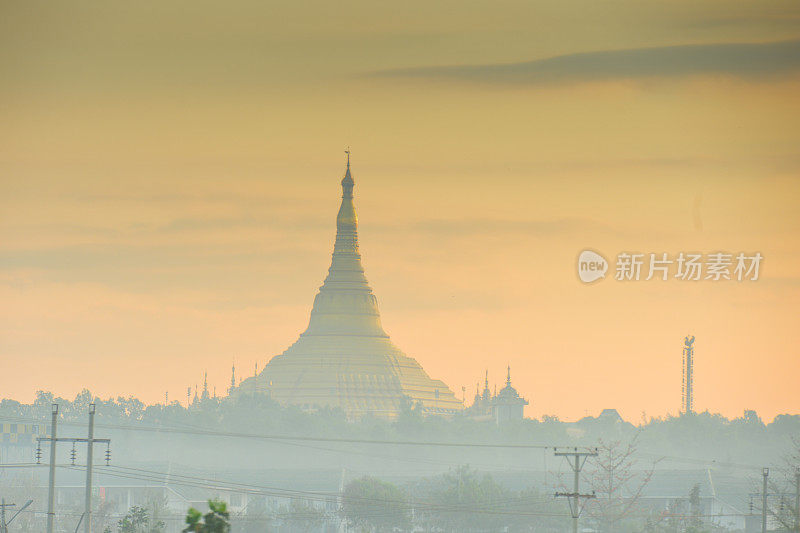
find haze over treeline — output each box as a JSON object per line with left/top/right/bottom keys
{"left": 3, "top": 390, "right": 798, "bottom": 469}
{"left": 2, "top": 390, "right": 799, "bottom": 531}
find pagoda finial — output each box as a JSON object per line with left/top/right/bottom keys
{"left": 341, "top": 148, "right": 354, "bottom": 199}
{"left": 484, "top": 369, "right": 489, "bottom": 391}
{"left": 507, "top": 365, "right": 511, "bottom": 386}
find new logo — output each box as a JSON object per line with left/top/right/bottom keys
{"left": 578, "top": 250, "right": 608, "bottom": 283}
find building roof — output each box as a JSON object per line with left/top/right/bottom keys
{"left": 494, "top": 367, "right": 528, "bottom": 405}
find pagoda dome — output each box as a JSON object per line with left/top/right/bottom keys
{"left": 493, "top": 366, "right": 529, "bottom": 407}
{"left": 235, "top": 152, "right": 462, "bottom": 418}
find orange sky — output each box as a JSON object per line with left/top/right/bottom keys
{"left": 1, "top": 1, "right": 799, "bottom": 421}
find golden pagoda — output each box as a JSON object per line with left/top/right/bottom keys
{"left": 237, "top": 153, "right": 462, "bottom": 417}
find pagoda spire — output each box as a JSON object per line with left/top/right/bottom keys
{"left": 301, "top": 153, "right": 387, "bottom": 337}
{"left": 341, "top": 148, "right": 354, "bottom": 199}
{"left": 506, "top": 365, "right": 511, "bottom": 386}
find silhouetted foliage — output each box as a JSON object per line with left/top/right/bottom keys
{"left": 2, "top": 389, "right": 797, "bottom": 470}
{"left": 583, "top": 436, "right": 655, "bottom": 532}
{"left": 118, "top": 505, "right": 165, "bottom": 533}
{"left": 183, "top": 499, "right": 230, "bottom": 533}
{"left": 276, "top": 498, "right": 325, "bottom": 533}
{"left": 341, "top": 476, "right": 410, "bottom": 532}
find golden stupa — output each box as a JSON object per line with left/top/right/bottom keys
{"left": 237, "top": 154, "right": 462, "bottom": 417}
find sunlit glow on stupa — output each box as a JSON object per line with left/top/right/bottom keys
{"left": 237, "top": 153, "right": 462, "bottom": 417}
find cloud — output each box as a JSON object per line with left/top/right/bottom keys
{"left": 369, "top": 216, "right": 667, "bottom": 240}
{"left": 410, "top": 217, "right": 604, "bottom": 237}
{"left": 374, "top": 40, "right": 800, "bottom": 84}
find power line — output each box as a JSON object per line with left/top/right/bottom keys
{"left": 62, "top": 465, "right": 569, "bottom": 518}
{"left": 4, "top": 462, "right": 569, "bottom": 518}
{"left": 3, "top": 460, "right": 794, "bottom": 527}
{"left": 2, "top": 414, "right": 555, "bottom": 449}
{"left": 0, "top": 413, "right": 777, "bottom": 474}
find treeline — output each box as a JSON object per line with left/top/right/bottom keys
{"left": 1, "top": 389, "right": 798, "bottom": 467}
{"left": 339, "top": 466, "right": 570, "bottom": 533}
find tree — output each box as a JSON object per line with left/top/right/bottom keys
{"left": 93, "top": 498, "right": 118, "bottom": 533}
{"left": 763, "top": 436, "right": 800, "bottom": 531}
{"left": 417, "top": 465, "right": 507, "bottom": 532}
{"left": 240, "top": 496, "right": 272, "bottom": 533}
{"left": 118, "top": 506, "right": 149, "bottom": 533}
{"left": 583, "top": 436, "right": 655, "bottom": 532}
{"left": 118, "top": 499, "right": 165, "bottom": 533}
{"left": 276, "top": 498, "right": 325, "bottom": 533}
{"left": 183, "top": 500, "right": 230, "bottom": 533}
{"left": 503, "top": 486, "right": 572, "bottom": 533}
{"left": 341, "top": 476, "right": 410, "bottom": 532}
{"left": 143, "top": 490, "right": 168, "bottom": 533}
{"left": 688, "top": 483, "right": 703, "bottom": 529}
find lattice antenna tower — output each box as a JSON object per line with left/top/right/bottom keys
{"left": 682, "top": 335, "right": 695, "bottom": 413}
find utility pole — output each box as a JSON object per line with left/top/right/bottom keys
{"left": 84, "top": 403, "right": 95, "bottom": 533}
{"left": 795, "top": 467, "right": 799, "bottom": 533}
{"left": 47, "top": 403, "right": 58, "bottom": 533}
{"left": 1, "top": 499, "right": 14, "bottom": 533}
{"left": 554, "top": 447, "right": 598, "bottom": 533}
{"left": 763, "top": 467, "right": 769, "bottom": 533}
{"left": 37, "top": 404, "right": 111, "bottom": 533}
{"left": 1, "top": 500, "right": 32, "bottom": 533}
